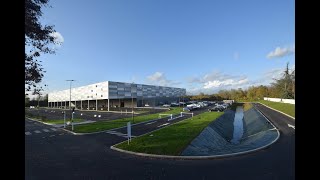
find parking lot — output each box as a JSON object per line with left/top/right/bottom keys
{"left": 25, "top": 107, "right": 167, "bottom": 122}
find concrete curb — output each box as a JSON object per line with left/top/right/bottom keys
{"left": 26, "top": 117, "right": 74, "bottom": 134}
{"left": 110, "top": 129, "right": 279, "bottom": 159}
{"left": 110, "top": 108, "right": 280, "bottom": 160}
{"left": 257, "top": 102, "right": 295, "bottom": 120}
{"left": 26, "top": 117, "right": 60, "bottom": 127}
{"left": 67, "top": 113, "right": 182, "bottom": 135}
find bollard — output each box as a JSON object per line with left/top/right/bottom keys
{"left": 171, "top": 114, "right": 173, "bottom": 119}
{"left": 71, "top": 111, "right": 74, "bottom": 131}
{"left": 180, "top": 112, "right": 182, "bottom": 117}
{"left": 63, "top": 111, "right": 66, "bottom": 128}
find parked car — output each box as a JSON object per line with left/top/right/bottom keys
{"left": 170, "top": 103, "right": 179, "bottom": 107}
{"left": 183, "top": 107, "right": 192, "bottom": 111}
{"left": 208, "top": 106, "right": 224, "bottom": 112}
{"left": 163, "top": 104, "right": 170, "bottom": 107}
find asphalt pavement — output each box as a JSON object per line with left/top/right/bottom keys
{"left": 25, "top": 104, "right": 295, "bottom": 180}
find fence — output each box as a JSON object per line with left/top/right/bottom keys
{"left": 263, "top": 97, "right": 295, "bottom": 104}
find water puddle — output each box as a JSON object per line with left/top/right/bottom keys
{"left": 230, "top": 106, "right": 244, "bottom": 144}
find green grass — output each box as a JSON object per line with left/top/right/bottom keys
{"left": 257, "top": 100, "right": 295, "bottom": 117}
{"left": 73, "top": 107, "right": 183, "bottom": 133}
{"left": 42, "top": 118, "right": 84, "bottom": 124}
{"left": 115, "top": 111, "right": 224, "bottom": 155}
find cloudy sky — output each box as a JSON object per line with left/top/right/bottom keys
{"left": 32, "top": 0, "right": 295, "bottom": 96}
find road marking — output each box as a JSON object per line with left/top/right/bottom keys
{"left": 42, "top": 129, "right": 50, "bottom": 132}
{"left": 106, "top": 131, "right": 133, "bottom": 137}
{"left": 25, "top": 132, "right": 31, "bottom": 135}
{"left": 49, "top": 135, "right": 55, "bottom": 137}
{"left": 288, "top": 124, "right": 295, "bottom": 129}
{"left": 34, "top": 130, "right": 41, "bottom": 133}
{"left": 157, "top": 123, "right": 170, "bottom": 128}
{"left": 145, "top": 121, "right": 156, "bottom": 125}
{"left": 59, "top": 133, "right": 64, "bottom": 135}
{"left": 50, "top": 128, "right": 57, "bottom": 131}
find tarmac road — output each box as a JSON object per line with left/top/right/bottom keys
{"left": 25, "top": 104, "right": 295, "bottom": 180}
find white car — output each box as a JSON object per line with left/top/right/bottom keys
{"left": 163, "top": 104, "right": 170, "bottom": 107}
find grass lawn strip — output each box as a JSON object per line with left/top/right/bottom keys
{"left": 257, "top": 100, "right": 295, "bottom": 117}
{"left": 114, "top": 111, "right": 224, "bottom": 156}
{"left": 73, "top": 107, "right": 183, "bottom": 133}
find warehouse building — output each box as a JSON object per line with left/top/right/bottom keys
{"left": 48, "top": 81, "right": 186, "bottom": 111}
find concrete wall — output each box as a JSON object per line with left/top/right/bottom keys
{"left": 263, "top": 97, "right": 295, "bottom": 104}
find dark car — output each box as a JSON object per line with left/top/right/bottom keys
{"left": 208, "top": 106, "right": 224, "bottom": 112}
{"left": 183, "top": 107, "right": 193, "bottom": 111}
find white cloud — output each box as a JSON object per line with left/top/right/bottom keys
{"left": 146, "top": 72, "right": 175, "bottom": 86}
{"left": 267, "top": 45, "right": 295, "bottom": 59}
{"left": 50, "top": 32, "right": 64, "bottom": 45}
{"left": 203, "top": 78, "right": 249, "bottom": 89}
{"left": 186, "top": 71, "right": 250, "bottom": 94}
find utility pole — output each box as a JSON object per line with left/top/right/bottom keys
{"left": 66, "top": 80, "right": 75, "bottom": 120}
{"left": 132, "top": 82, "right": 134, "bottom": 123}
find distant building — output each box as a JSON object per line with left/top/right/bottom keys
{"left": 48, "top": 81, "right": 186, "bottom": 111}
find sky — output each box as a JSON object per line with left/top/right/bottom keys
{"left": 27, "top": 0, "right": 295, "bottom": 97}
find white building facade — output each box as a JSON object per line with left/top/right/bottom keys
{"left": 48, "top": 81, "right": 186, "bottom": 111}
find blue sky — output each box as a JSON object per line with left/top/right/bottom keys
{"left": 30, "top": 0, "right": 295, "bottom": 96}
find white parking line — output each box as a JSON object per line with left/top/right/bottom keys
{"left": 50, "top": 128, "right": 57, "bottom": 131}
{"left": 145, "top": 121, "right": 156, "bottom": 125}
{"left": 42, "top": 129, "right": 50, "bottom": 132}
{"left": 34, "top": 130, "right": 41, "bottom": 133}
{"left": 106, "top": 131, "right": 133, "bottom": 137}
{"left": 157, "top": 123, "right": 170, "bottom": 128}
{"left": 25, "top": 132, "right": 32, "bottom": 135}
{"left": 288, "top": 124, "right": 295, "bottom": 129}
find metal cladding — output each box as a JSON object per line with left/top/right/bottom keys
{"left": 48, "top": 81, "right": 186, "bottom": 102}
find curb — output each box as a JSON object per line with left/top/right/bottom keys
{"left": 26, "top": 117, "right": 74, "bottom": 134}
{"left": 110, "top": 128, "right": 279, "bottom": 159}
{"left": 67, "top": 113, "right": 182, "bottom": 135}
{"left": 110, "top": 108, "right": 280, "bottom": 160}
{"left": 257, "top": 102, "right": 295, "bottom": 120}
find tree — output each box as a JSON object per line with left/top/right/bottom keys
{"left": 271, "top": 62, "right": 295, "bottom": 99}
{"left": 25, "top": 94, "right": 30, "bottom": 107}
{"left": 25, "top": 0, "right": 59, "bottom": 91}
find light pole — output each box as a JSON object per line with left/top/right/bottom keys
{"left": 66, "top": 80, "right": 75, "bottom": 121}
{"left": 66, "top": 80, "right": 75, "bottom": 109}
{"left": 132, "top": 82, "right": 134, "bottom": 123}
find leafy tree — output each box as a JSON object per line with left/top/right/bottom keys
{"left": 271, "top": 62, "right": 295, "bottom": 99}
{"left": 25, "top": 94, "right": 30, "bottom": 107}
{"left": 25, "top": 0, "right": 59, "bottom": 91}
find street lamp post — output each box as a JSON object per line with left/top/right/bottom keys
{"left": 132, "top": 82, "right": 134, "bottom": 123}
{"left": 66, "top": 80, "right": 75, "bottom": 128}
